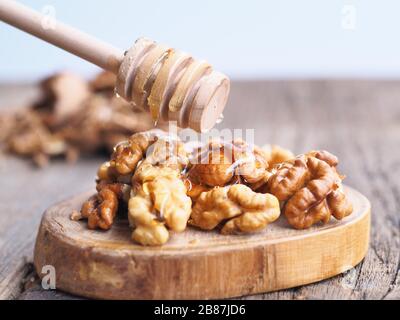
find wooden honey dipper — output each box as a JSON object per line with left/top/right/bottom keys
{"left": 0, "top": 0, "right": 230, "bottom": 132}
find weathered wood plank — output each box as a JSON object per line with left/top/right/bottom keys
{"left": 1, "top": 80, "right": 399, "bottom": 300}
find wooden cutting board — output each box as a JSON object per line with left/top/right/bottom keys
{"left": 33, "top": 185, "right": 370, "bottom": 300}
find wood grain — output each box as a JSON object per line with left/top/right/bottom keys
{"left": 33, "top": 186, "right": 370, "bottom": 300}
{"left": 1, "top": 80, "right": 399, "bottom": 300}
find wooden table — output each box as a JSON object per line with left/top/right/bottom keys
{"left": 0, "top": 80, "right": 399, "bottom": 300}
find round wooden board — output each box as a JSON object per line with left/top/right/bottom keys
{"left": 33, "top": 185, "right": 370, "bottom": 300}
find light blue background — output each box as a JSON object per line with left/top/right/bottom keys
{"left": 1, "top": 0, "right": 400, "bottom": 80}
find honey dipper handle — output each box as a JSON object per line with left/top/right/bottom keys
{"left": 0, "top": 0, "right": 124, "bottom": 73}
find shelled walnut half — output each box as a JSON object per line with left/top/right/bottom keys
{"left": 187, "top": 140, "right": 235, "bottom": 188}
{"left": 190, "top": 184, "right": 280, "bottom": 234}
{"left": 267, "top": 150, "right": 353, "bottom": 229}
{"left": 186, "top": 140, "right": 293, "bottom": 197}
{"left": 128, "top": 138, "right": 192, "bottom": 246}
{"left": 262, "top": 144, "right": 295, "bottom": 169}
{"left": 79, "top": 182, "right": 130, "bottom": 230}
{"left": 129, "top": 163, "right": 192, "bottom": 245}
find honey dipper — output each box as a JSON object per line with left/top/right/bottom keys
{"left": 0, "top": 0, "right": 230, "bottom": 132}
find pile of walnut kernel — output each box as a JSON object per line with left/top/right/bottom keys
{"left": 74, "top": 130, "right": 353, "bottom": 246}
{"left": 0, "top": 71, "right": 156, "bottom": 166}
